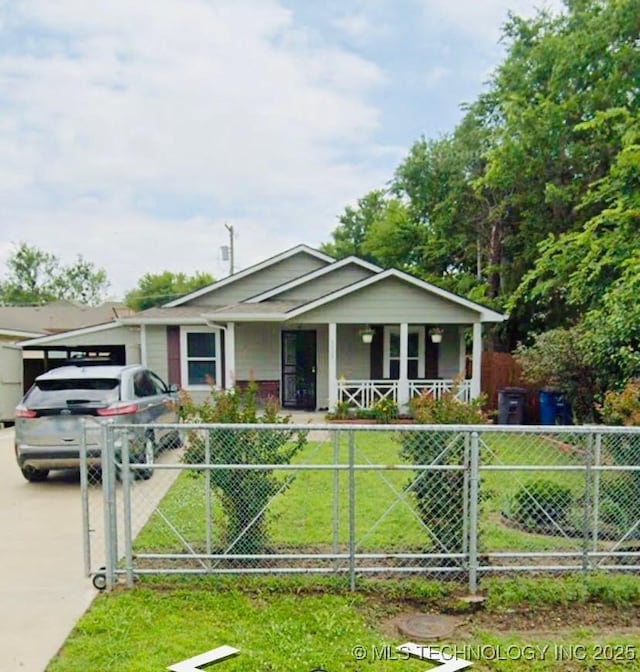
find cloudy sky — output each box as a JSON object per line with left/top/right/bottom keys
{"left": 0, "top": 0, "right": 564, "bottom": 299}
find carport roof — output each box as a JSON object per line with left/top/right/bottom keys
{"left": 0, "top": 301, "right": 133, "bottom": 334}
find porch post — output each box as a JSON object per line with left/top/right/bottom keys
{"left": 458, "top": 327, "right": 466, "bottom": 375}
{"left": 398, "top": 322, "right": 409, "bottom": 407}
{"left": 471, "top": 321, "right": 482, "bottom": 399}
{"left": 328, "top": 323, "right": 338, "bottom": 409}
{"left": 225, "top": 322, "right": 236, "bottom": 390}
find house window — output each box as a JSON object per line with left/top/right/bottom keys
{"left": 180, "top": 327, "right": 221, "bottom": 388}
{"left": 383, "top": 326, "right": 425, "bottom": 379}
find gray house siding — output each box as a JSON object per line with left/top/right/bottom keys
{"left": 186, "top": 254, "right": 329, "bottom": 307}
{"left": 293, "top": 277, "right": 478, "bottom": 324}
{"left": 234, "top": 323, "right": 281, "bottom": 381}
{"left": 272, "top": 264, "right": 374, "bottom": 303}
{"left": 335, "top": 325, "right": 370, "bottom": 380}
{"left": 438, "top": 330, "right": 465, "bottom": 378}
{"left": 144, "top": 325, "right": 168, "bottom": 381}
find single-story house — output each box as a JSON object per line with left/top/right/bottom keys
{"left": 18, "top": 246, "right": 506, "bottom": 412}
{"left": 1, "top": 301, "right": 133, "bottom": 422}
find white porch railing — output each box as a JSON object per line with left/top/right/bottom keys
{"left": 337, "top": 379, "right": 473, "bottom": 409}
{"left": 337, "top": 380, "right": 399, "bottom": 409}
{"left": 409, "top": 379, "right": 472, "bottom": 403}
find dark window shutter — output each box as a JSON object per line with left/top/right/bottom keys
{"left": 370, "top": 325, "right": 383, "bottom": 379}
{"left": 425, "top": 326, "right": 439, "bottom": 378}
{"left": 166, "top": 326, "right": 181, "bottom": 387}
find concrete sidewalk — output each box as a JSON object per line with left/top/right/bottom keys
{"left": 0, "top": 427, "right": 96, "bottom": 672}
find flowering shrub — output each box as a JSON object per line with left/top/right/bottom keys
{"left": 599, "top": 380, "right": 640, "bottom": 426}
{"left": 373, "top": 397, "right": 398, "bottom": 423}
{"left": 409, "top": 388, "right": 487, "bottom": 424}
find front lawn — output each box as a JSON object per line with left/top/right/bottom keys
{"left": 133, "top": 428, "right": 591, "bottom": 560}
{"left": 47, "top": 574, "right": 640, "bottom": 671}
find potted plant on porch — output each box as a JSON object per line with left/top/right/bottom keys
{"left": 428, "top": 326, "right": 444, "bottom": 343}
{"left": 358, "top": 326, "right": 375, "bottom": 344}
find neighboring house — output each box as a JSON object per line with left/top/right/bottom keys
{"left": 1, "top": 301, "right": 134, "bottom": 423}
{"left": 18, "top": 246, "right": 506, "bottom": 413}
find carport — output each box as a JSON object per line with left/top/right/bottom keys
{"left": 21, "top": 344, "right": 127, "bottom": 393}
{"left": 18, "top": 322, "right": 142, "bottom": 393}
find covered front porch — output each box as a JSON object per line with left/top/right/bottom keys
{"left": 221, "top": 320, "right": 483, "bottom": 412}
{"left": 327, "top": 321, "right": 481, "bottom": 411}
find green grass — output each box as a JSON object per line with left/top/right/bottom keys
{"left": 46, "top": 575, "right": 640, "bottom": 671}
{"left": 134, "top": 429, "right": 609, "bottom": 559}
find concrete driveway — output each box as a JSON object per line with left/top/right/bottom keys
{"left": 0, "top": 426, "right": 185, "bottom": 671}
{"left": 0, "top": 427, "right": 95, "bottom": 672}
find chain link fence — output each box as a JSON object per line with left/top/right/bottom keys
{"left": 81, "top": 423, "right": 640, "bottom": 592}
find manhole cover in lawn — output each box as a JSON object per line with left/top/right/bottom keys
{"left": 394, "top": 614, "right": 460, "bottom": 641}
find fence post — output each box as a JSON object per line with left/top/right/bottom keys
{"left": 348, "top": 430, "right": 356, "bottom": 591}
{"left": 468, "top": 431, "right": 480, "bottom": 594}
{"left": 462, "top": 432, "right": 470, "bottom": 558}
{"left": 592, "top": 432, "right": 602, "bottom": 554}
{"left": 79, "top": 418, "right": 91, "bottom": 578}
{"left": 332, "top": 429, "right": 340, "bottom": 569}
{"left": 120, "top": 428, "right": 134, "bottom": 588}
{"left": 101, "top": 421, "right": 117, "bottom": 591}
{"left": 583, "top": 431, "right": 594, "bottom": 572}
{"left": 205, "top": 429, "right": 212, "bottom": 568}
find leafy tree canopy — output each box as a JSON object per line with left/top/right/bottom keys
{"left": 125, "top": 270, "right": 215, "bottom": 311}
{"left": 0, "top": 242, "right": 109, "bottom": 306}
{"left": 323, "top": 0, "right": 639, "bottom": 358}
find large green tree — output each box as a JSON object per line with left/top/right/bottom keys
{"left": 324, "top": 0, "right": 640, "bottom": 353}
{"left": 125, "top": 271, "right": 215, "bottom": 311}
{"left": 0, "top": 242, "right": 109, "bottom": 306}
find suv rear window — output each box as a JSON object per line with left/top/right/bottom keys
{"left": 26, "top": 379, "right": 120, "bottom": 408}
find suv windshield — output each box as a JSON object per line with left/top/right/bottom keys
{"left": 26, "top": 379, "right": 120, "bottom": 408}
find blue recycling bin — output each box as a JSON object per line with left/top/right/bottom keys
{"left": 539, "top": 389, "right": 572, "bottom": 425}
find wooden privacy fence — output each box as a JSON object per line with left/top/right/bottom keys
{"left": 481, "top": 351, "right": 539, "bottom": 423}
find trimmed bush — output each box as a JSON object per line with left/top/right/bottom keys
{"left": 180, "top": 383, "right": 308, "bottom": 554}
{"left": 510, "top": 479, "right": 573, "bottom": 529}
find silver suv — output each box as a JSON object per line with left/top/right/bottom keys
{"left": 15, "top": 361, "right": 180, "bottom": 482}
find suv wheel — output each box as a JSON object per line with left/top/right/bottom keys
{"left": 136, "top": 432, "right": 155, "bottom": 480}
{"left": 21, "top": 466, "right": 50, "bottom": 482}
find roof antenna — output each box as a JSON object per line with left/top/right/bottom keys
{"left": 222, "top": 223, "right": 235, "bottom": 275}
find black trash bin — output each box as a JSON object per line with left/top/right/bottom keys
{"left": 497, "top": 387, "right": 527, "bottom": 424}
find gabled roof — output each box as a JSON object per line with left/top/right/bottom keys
{"left": 0, "top": 301, "right": 133, "bottom": 334}
{"left": 208, "top": 268, "right": 506, "bottom": 322}
{"left": 285, "top": 269, "right": 506, "bottom": 322}
{"left": 17, "top": 321, "right": 124, "bottom": 347}
{"left": 164, "top": 244, "right": 334, "bottom": 307}
{"left": 0, "top": 327, "right": 45, "bottom": 339}
{"left": 245, "top": 256, "right": 382, "bottom": 303}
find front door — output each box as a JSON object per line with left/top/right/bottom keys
{"left": 281, "top": 331, "right": 317, "bottom": 409}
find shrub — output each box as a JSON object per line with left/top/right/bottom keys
{"left": 373, "top": 397, "right": 398, "bottom": 423}
{"left": 409, "top": 389, "right": 487, "bottom": 424}
{"left": 514, "top": 326, "right": 598, "bottom": 422}
{"left": 510, "top": 479, "right": 573, "bottom": 529}
{"left": 328, "top": 400, "right": 351, "bottom": 420}
{"left": 599, "top": 380, "right": 640, "bottom": 426}
{"left": 598, "top": 384, "right": 640, "bottom": 537}
{"left": 181, "top": 382, "right": 307, "bottom": 554}
{"left": 400, "top": 391, "right": 488, "bottom": 555}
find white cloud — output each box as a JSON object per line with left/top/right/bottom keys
{"left": 421, "top": 0, "right": 565, "bottom": 44}
{"left": 0, "top": 0, "right": 388, "bottom": 296}
{"left": 424, "top": 65, "right": 450, "bottom": 89}
{"left": 332, "top": 14, "right": 379, "bottom": 44}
